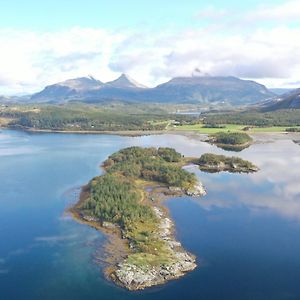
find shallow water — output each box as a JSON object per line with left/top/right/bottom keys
{"left": 1, "top": 129, "right": 300, "bottom": 299}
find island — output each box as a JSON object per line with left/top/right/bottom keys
{"left": 70, "top": 147, "right": 206, "bottom": 290}
{"left": 207, "top": 132, "right": 253, "bottom": 151}
{"left": 197, "top": 153, "right": 259, "bottom": 173}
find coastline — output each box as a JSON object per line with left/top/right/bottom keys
{"left": 2, "top": 124, "right": 300, "bottom": 141}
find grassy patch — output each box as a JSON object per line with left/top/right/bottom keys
{"left": 126, "top": 252, "right": 174, "bottom": 269}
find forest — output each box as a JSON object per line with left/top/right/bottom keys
{"left": 0, "top": 104, "right": 194, "bottom": 131}
{"left": 203, "top": 109, "right": 300, "bottom": 126}
{"left": 80, "top": 147, "right": 196, "bottom": 230}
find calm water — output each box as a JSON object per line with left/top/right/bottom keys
{"left": 1, "top": 130, "right": 300, "bottom": 300}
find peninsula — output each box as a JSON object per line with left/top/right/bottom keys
{"left": 71, "top": 147, "right": 206, "bottom": 290}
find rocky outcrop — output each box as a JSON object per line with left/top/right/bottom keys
{"left": 186, "top": 182, "right": 207, "bottom": 197}
{"left": 114, "top": 207, "right": 196, "bottom": 290}
{"left": 199, "top": 162, "right": 259, "bottom": 173}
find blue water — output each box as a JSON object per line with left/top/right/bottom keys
{"left": 1, "top": 130, "right": 300, "bottom": 300}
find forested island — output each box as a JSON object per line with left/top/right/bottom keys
{"left": 71, "top": 147, "right": 206, "bottom": 290}
{"left": 207, "top": 132, "right": 253, "bottom": 151}
{"left": 198, "top": 153, "right": 259, "bottom": 173}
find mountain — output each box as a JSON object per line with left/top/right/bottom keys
{"left": 106, "top": 74, "right": 147, "bottom": 89}
{"left": 31, "top": 76, "right": 103, "bottom": 102}
{"left": 0, "top": 96, "right": 10, "bottom": 102}
{"left": 141, "top": 76, "right": 275, "bottom": 105}
{"left": 0, "top": 95, "right": 31, "bottom": 103}
{"left": 269, "top": 88, "right": 294, "bottom": 95}
{"left": 30, "top": 74, "right": 275, "bottom": 106}
{"left": 263, "top": 88, "right": 300, "bottom": 111}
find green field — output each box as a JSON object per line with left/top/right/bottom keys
{"left": 173, "top": 123, "right": 300, "bottom": 134}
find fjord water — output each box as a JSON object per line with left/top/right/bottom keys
{"left": 1, "top": 130, "right": 300, "bottom": 300}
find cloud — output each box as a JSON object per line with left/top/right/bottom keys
{"left": 246, "top": 1, "right": 300, "bottom": 22}
{"left": 0, "top": 5, "right": 300, "bottom": 95}
{"left": 195, "top": 6, "right": 228, "bottom": 20}
{"left": 0, "top": 27, "right": 127, "bottom": 93}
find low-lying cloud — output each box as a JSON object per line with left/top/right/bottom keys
{"left": 0, "top": 1, "right": 300, "bottom": 94}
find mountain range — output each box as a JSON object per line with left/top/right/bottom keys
{"left": 29, "top": 74, "right": 276, "bottom": 106}
{"left": 262, "top": 88, "right": 300, "bottom": 111}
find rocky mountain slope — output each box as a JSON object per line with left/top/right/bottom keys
{"left": 262, "top": 88, "right": 300, "bottom": 111}
{"left": 30, "top": 74, "right": 275, "bottom": 106}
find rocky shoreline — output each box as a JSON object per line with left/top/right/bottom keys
{"left": 199, "top": 162, "right": 259, "bottom": 173}
{"left": 107, "top": 181, "right": 205, "bottom": 290}
{"left": 113, "top": 206, "right": 197, "bottom": 290}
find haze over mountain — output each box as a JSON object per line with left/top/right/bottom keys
{"left": 29, "top": 74, "right": 275, "bottom": 106}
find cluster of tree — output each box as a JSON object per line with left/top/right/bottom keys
{"left": 8, "top": 110, "right": 168, "bottom": 131}
{"left": 106, "top": 146, "right": 182, "bottom": 164}
{"left": 203, "top": 109, "right": 300, "bottom": 126}
{"left": 286, "top": 127, "right": 300, "bottom": 132}
{"left": 82, "top": 174, "right": 155, "bottom": 229}
{"left": 211, "top": 132, "right": 252, "bottom": 145}
{"left": 80, "top": 146, "right": 196, "bottom": 237}
{"left": 104, "top": 147, "right": 195, "bottom": 188}
{"left": 1, "top": 103, "right": 199, "bottom": 132}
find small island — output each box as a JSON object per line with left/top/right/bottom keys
{"left": 70, "top": 147, "right": 206, "bottom": 290}
{"left": 207, "top": 132, "right": 253, "bottom": 151}
{"left": 197, "top": 153, "right": 259, "bottom": 173}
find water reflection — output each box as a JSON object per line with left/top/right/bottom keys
{"left": 1, "top": 130, "right": 300, "bottom": 299}
{"left": 133, "top": 133, "right": 300, "bottom": 221}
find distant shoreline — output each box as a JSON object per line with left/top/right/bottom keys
{"left": 1, "top": 125, "right": 299, "bottom": 141}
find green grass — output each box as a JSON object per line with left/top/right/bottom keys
{"left": 126, "top": 252, "right": 174, "bottom": 269}
{"left": 173, "top": 123, "right": 300, "bottom": 133}
{"left": 251, "top": 126, "right": 300, "bottom": 132}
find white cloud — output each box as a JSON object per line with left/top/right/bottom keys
{"left": 195, "top": 6, "right": 228, "bottom": 20}
{"left": 247, "top": 0, "right": 300, "bottom": 22}
{"left": 0, "top": 27, "right": 127, "bottom": 94}
{"left": 0, "top": 6, "right": 300, "bottom": 95}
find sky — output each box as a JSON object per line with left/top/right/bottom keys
{"left": 0, "top": 0, "right": 300, "bottom": 94}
